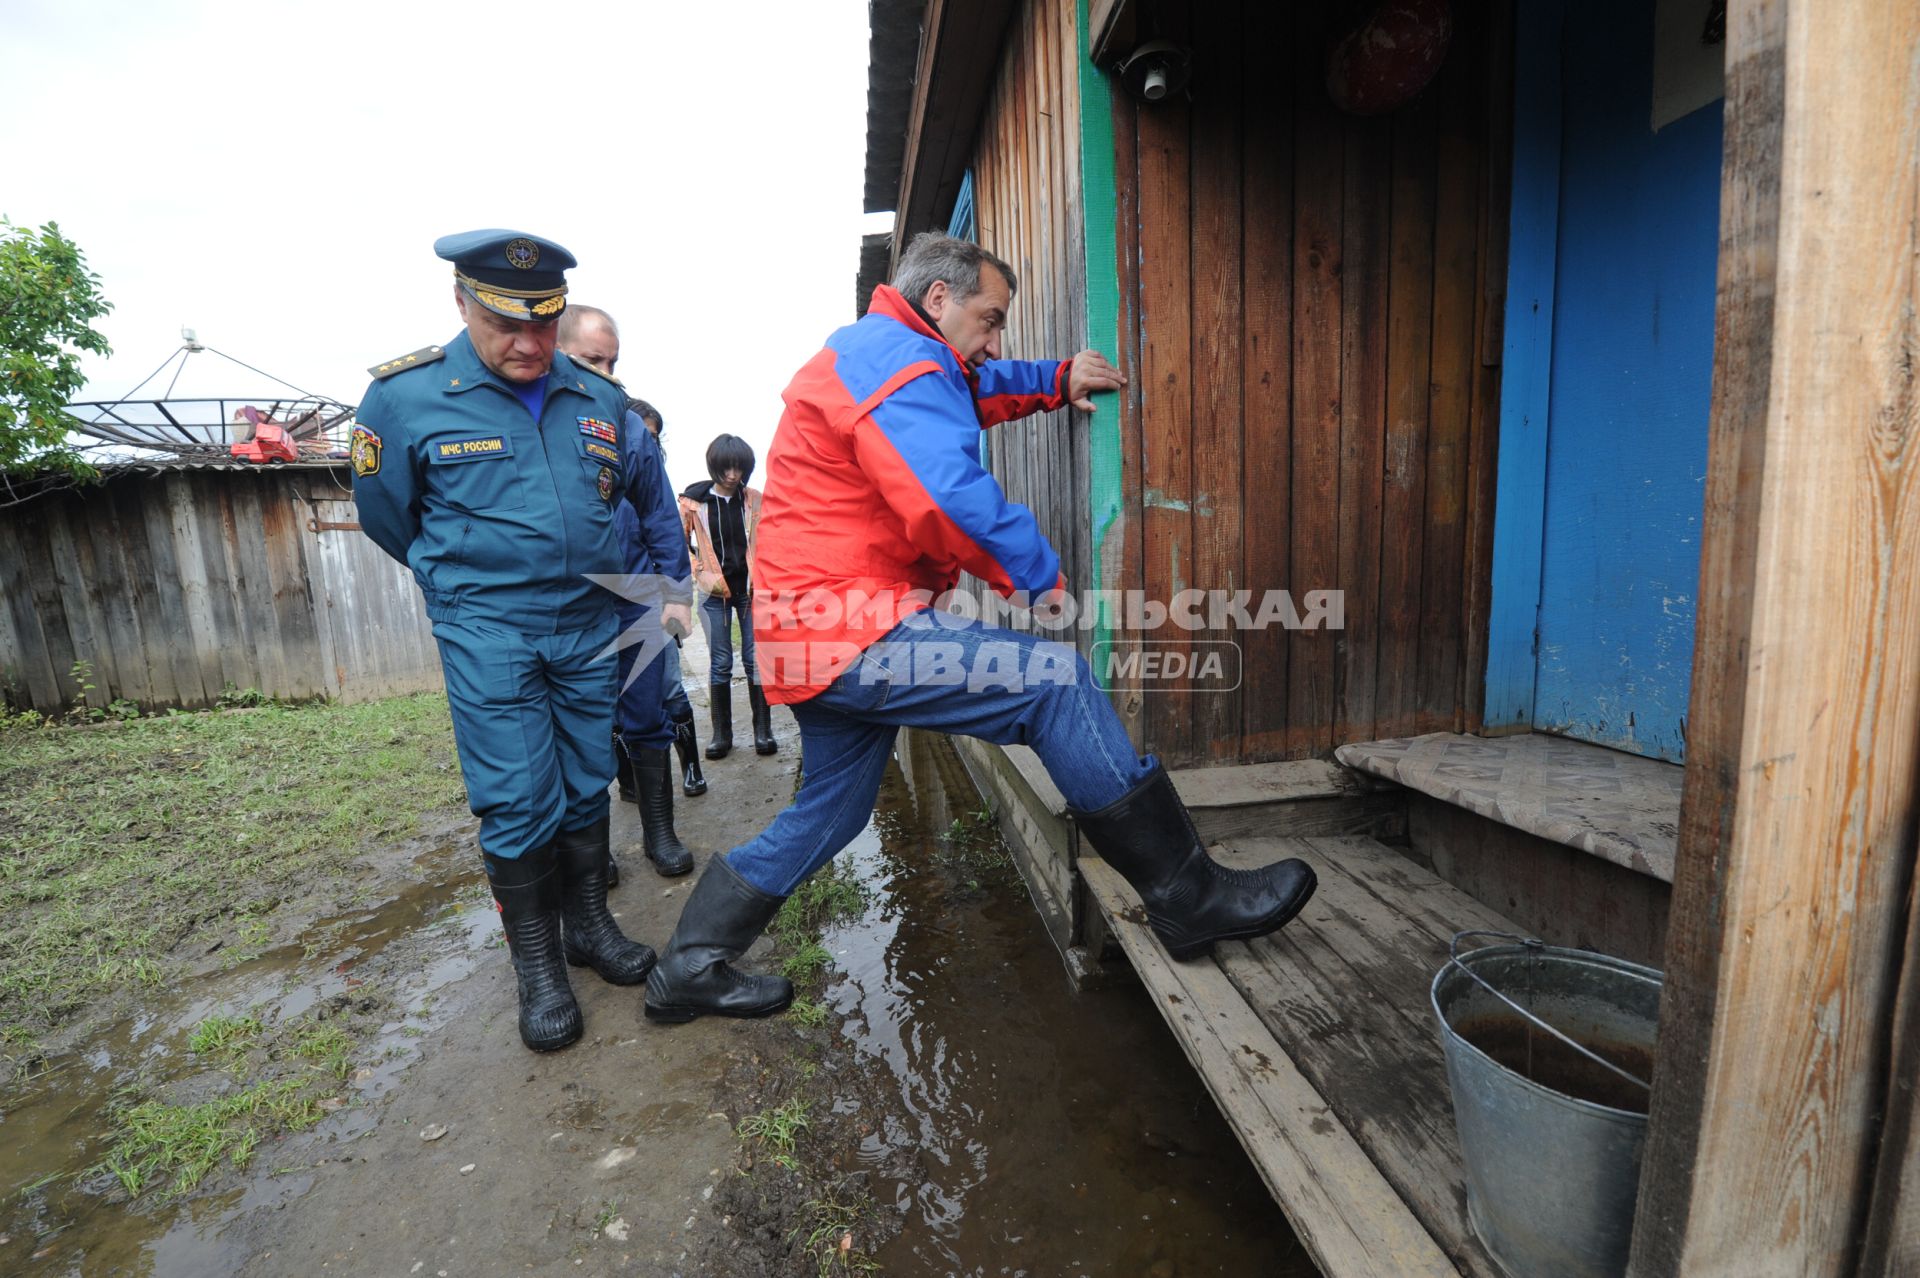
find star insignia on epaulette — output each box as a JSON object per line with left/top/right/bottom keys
{"left": 367, "top": 344, "right": 446, "bottom": 380}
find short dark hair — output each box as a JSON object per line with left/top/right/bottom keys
{"left": 628, "top": 397, "right": 664, "bottom": 436}
{"left": 891, "top": 232, "right": 1018, "bottom": 307}
{"left": 706, "top": 433, "right": 754, "bottom": 484}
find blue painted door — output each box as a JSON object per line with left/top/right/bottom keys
{"left": 1530, "top": 3, "right": 1721, "bottom": 762}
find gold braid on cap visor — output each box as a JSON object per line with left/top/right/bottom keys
{"left": 455, "top": 271, "right": 569, "bottom": 317}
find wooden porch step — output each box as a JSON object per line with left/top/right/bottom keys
{"left": 1082, "top": 835, "right": 1519, "bottom": 1278}
{"left": 1335, "top": 732, "right": 1681, "bottom": 882}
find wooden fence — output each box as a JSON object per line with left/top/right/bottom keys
{"left": 0, "top": 463, "right": 441, "bottom": 714}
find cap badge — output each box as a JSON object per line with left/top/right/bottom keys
{"left": 504, "top": 238, "right": 540, "bottom": 270}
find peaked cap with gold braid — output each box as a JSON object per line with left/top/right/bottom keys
{"left": 433, "top": 229, "right": 574, "bottom": 321}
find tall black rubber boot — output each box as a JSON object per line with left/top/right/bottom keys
{"left": 672, "top": 711, "right": 707, "bottom": 796}
{"left": 1070, "top": 763, "right": 1318, "bottom": 961}
{"left": 553, "top": 818, "right": 656, "bottom": 984}
{"left": 643, "top": 856, "right": 794, "bottom": 1023}
{"left": 748, "top": 682, "right": 777, "bottom": 756}
{"left": 483, "top": 844, "right": 583, "bottom": 1052}
{"left": 635, "top": 746, "right": 694, "bottom": 877}
{"left": 705, "top": 685, "right": 734, "bottom": 759}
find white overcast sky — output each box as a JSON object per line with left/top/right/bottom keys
{"left": 4, "top": 0, "right": 890, "bottom": 488}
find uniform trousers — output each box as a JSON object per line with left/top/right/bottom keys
{"left": 433, "top": 617, "right": 617, "bottom": 860}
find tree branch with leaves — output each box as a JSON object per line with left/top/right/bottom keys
{"left": 1, "top": 219, "right": 112, "bottom": 482}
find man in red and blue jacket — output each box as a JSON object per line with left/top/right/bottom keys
{"left": 643, "top": 233, "right": 1318, "bottom": 1024}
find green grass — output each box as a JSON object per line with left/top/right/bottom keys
{"left": 94, "top": 1078, "right": 325, "bottom": 1202}
{"left": 737, "top": 1097, "right": 811, "bottom": 1171}
{"left": 786, "top": 999, "right": 830, "bottom": 1028}
{"left": 0, "top": 693, "right": 466, "bottom": 1058}
{"left": 188, "top": 1013, "right": 263, "bottom": 1069}
{"left": 792, "top": 1189, "right": 883, "bottom": 1276}
{"left": 290, "top": 1021, "right": 354, "bottom": 1081}
{"left": 771, "top": 861, "right": 870, "bottom": 949}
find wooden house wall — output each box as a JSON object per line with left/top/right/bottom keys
{"left": 1107, "top": 0, "right": 1513, "bottom": 766}
{"left": 967, "top": 0, "right": 1095, "bottom": 654}
{"left": 0, "top": 468, "right": 441, "bottom": 715}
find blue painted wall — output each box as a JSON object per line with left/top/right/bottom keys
{"left": 1530, "top": 2, "right": 1720, "bottom": 762}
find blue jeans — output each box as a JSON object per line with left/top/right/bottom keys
{"left": 433, "top": 617, "right": 617, "bottom": 860}
{"left": 700, "top": 589, "right": 758, "bottom": 686}
{"left": 726, "top": 611, "right": 1157, "bottom": 895}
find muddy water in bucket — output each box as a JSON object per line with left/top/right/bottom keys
{"left": 1431, "top": 938, "right": 1663, "bottom": 1278}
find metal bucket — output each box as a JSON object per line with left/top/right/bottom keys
{"left": 1430, "top": 933, "right": 1664, "bottom": 1278}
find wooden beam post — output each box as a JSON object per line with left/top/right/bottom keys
{"left": 1628, "top": 2, "right": 1920, "bottom": 1275}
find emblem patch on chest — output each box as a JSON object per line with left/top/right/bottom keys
{"left": 350, "top": 426, "right": 381, "bottom": 477}
{"left": 597, "top": 466, "right": 616, "bottom": 503}
{"left": 578, "top": 417, "right": 617, "bottom": 443}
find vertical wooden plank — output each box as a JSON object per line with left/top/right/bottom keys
{"left": 78, "top": 482, "right": 156, "bottom": 708}
{"left": 226, "top": 479, "right": 285, "bottom": 696}
{"left": 260, "top": 475, "right": 324, "bottom": 700}
{"left": 166, "top": 473, "right": 227, "bottom": 709}
{"left": 0, "top": 513, "right": 66, "bottom": 712}
{"left": 134, "top": 476, "right": 208, "bottom": 708}
{"left": 1334, "top": 107, "right": 1392, "bottom": 750}
{"left": 1461, "top": 0, "right": 1516, "bottom": 736}
{"left": 1287, "top": 2, "right": 1343, "bottom": 759}
{"left": 40, "top": 499, "right": 103, "bottom": 709}
{"left": 1237, "top": 0, "right": 1294, "bottom": 759}
{"left": 1628, "top": 1, "right": 1920, "bottom": 1273}
{"left": 1110, "top": 70, "right": 1149, "bottom": 751}
{"left": 1187, "top": 0, "right": 1246, "bottom": 759}
{"left": 1416, "top": 16, "right": 1484, "bottom": 733}
{"left": 1134, "top": 0, "right": 1196, "bottom": 765}
{"left": 1375, "top": 89, "right": 1439, "bottom": 740}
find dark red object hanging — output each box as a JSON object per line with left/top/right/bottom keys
{"left": 1325, "top": 0, "right": 1454, "bottom": 116}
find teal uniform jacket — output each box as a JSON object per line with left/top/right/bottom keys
{"left": 350, "top": 331, "right": 641, "bottom": 634}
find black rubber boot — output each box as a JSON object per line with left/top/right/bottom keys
{"left": 483, "top": 845, "right": 583, "bottom": 1052}
{"left": 705, "top": 685, "right": 733, "bottom": 759}
{"left": 615, "top": 735, "right": 637, "bottom": 802}
{"left": 553, "top": 818, "right": 656, "bottom": 985}
{"left": 1071, "top": 764, "right": 1317, "bottom": 961}
{"left": 644, "top": 856, "right": 794, "bottom": 1023}
{"left": 672, "top": 712, "right": 707, "bottom": 796}
{"left": 748, "top": 683, "right": 777, "bottom": 756}
{"left": 636, "top": 746, "right": 694, "bottom": 877}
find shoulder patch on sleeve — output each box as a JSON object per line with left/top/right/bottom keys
{"left": 367, "top": 345, "right": 447, "bottom": 379}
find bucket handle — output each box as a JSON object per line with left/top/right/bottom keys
{"left": 1445, "top": 931, "right": 1653, "bottom": 1093}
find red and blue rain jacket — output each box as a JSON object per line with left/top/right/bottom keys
{"left": 751, "top": 284, "right": 1070, "bottom": 703}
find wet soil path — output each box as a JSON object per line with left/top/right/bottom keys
{"left": 3, "top": 667, "right": 1312, "bottom": 1276}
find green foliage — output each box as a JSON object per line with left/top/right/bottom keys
{"left": 786, "top": 998, "right": 830, "bottom": 1028}
{"left": 737, "top": 1097, "right": 811, "bottom": 1171}
{"left": 0, "top": 219, "right": 111, "bottom": 481}
{"left": 94, "top": 1078, "right": 323, "bottom": 1202}
{"left": 188, "top": 1013, "right": 264, "bottom": 1068}
{"left": 792, "top": 1189, "right": 883, "bottom": 1277}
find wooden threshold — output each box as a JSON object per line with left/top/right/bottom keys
{"left": 1083, "top": 834, "right": 1521, "bottom": 1278}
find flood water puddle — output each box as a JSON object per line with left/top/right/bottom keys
{"left": 0, "top": 841, "right": 496, "bottom": 1276}
{"left": 817, "top": 731, "right": 1317, "bottom": 1277}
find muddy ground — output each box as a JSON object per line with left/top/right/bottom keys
{"left": 4, "top": 647, "right": 1307, "bottom": 1277}
{"left": 2, "top": 677, "right": 886, "bottom": 1277}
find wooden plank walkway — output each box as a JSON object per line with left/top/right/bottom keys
{"left": 1082, "top": 834, "right": 1517, "bottom": 1278}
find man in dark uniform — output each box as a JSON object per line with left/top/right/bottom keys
{"left": 554, "top": 304, "right": 696, "bottom": 878}
{"left": 351, "top": 229, "right": 668, "bottom": 1052}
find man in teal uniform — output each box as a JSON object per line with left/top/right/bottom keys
{"left": 352, "top": 229, "right": 666, "bottom": 1052}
